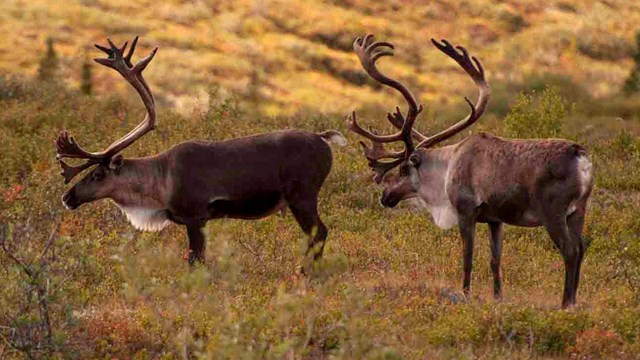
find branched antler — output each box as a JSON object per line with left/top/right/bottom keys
{"left": 415, "top": 39, "right": 489, "bottom": 149}
{"left": 54, "top": 36, "right": 158, "bottom": 183}
{"left": 349, "top": 34, "right": 490, "bottom": 182}
{"left": 347, "top": 34, "right": 424, "bottom": 181}
{"left": 353, "top": 124, "right": 405, "bottom": 184}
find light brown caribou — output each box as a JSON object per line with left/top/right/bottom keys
{"left": 348, "top": 34, "right": 593, "bottom": 308}
{"left": 56, "top": 37, "right": 345, "bottom": 266}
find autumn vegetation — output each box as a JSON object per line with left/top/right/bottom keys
{"left": 2, "top": 0, "right": 640, "bottom": 358}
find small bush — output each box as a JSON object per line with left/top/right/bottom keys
{"left": 568, "top": 328, "right": 625, "bottom": 359}
{"left": 497, "top": 8, "right": 527, "bottom": 33}
{"left": 577, "top": 28, "right": 634, "bottom": 61}
{"left": 623, "top": 31, "right": 640, "bottom": 95}
{"left": 503, "top": 87, "right": 569, "bottom": 139}
{"left": 37, "top": 37, "right": 59, "bottom": 82}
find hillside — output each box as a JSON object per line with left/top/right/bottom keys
{"left": 1, "top": 0, "right": 640, "bottom": 115}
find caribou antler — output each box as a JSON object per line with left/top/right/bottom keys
{"left": 353, "top": 124, "right": 405, "bottom": 184}
{"left": 347, "top": 34, "right": 424, "bottom": 181}
{"left": 349, "top": 35, "right": 490, "bottom": 182}
{"left": 416, "top": 39, "right": 489, "bottom": 149}
{"left": 55, "top": 36, "right": 158, "bottom": 184}
{"left": 347, "top": 35, "right": 424, "bottom": 150}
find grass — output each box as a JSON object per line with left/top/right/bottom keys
{"left": 1, "top": 69, "right": 640, "bottom": 358}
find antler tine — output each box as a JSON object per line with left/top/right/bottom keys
{"left": 359, "top": 127, "right": 405, "bottom": 161}
{"left": 347, "top": 111, "right": 409, "bottom": 143}
{"left": 431, "top": 39, "right": 485, "bottom": 85}
{"left": 359, "top": 141, "right": 404, "bottom": 161}
{"left": 58, "top": 159, "right": 98, "bottom": 184}
{"left": 416, "top": 38, "right": 490, "bottom": 149}
{"left": 124, "top": 36, "right": 138, "bottom": 67}
{"left": 354, "top": 126, "right": 405, "bottom": 184}
{"left": 55, "top": 130, "right": 95, "bottom": 160}
{"left": 90, "top": 37, "right": 157, "bottom": 159}
{"left": 368, "top": 157, "right": 404, "bottom": 184}
{"left": 365, "top": 39, "right": 395, "bottom": 62}
{"left": 347, "top": 111, "right": 406, "bottom": 183}
{"left": 386, "top": 106, "right": 428, "bottom": 142}
{"left": 119, "top": 35, "right": 154, "bottom": 106}
{"left": 94, "top": 43, "right": 112, "bottom": 56}
{"left": 131, "top": 47, "right": 158, "bottom": 73}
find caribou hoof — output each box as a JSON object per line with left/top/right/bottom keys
{"left": 186, "top": 250, "right": 204, "bottom": 266}
{"left": 297, "top": 265, "right": 308, "bottom": 276}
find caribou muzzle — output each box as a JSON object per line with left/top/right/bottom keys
{"left": 62, "top": 188, "right": 80, "bottom": 210}
{"left": 380, "top": 189, "right": 402, "bottom": 208}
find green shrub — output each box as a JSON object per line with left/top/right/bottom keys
{"left": 578, "top": 28, "right": 634, "bottom": 61}
{"left": 623, "top": 31, "right": 640, "bottom": 95}
{"left": 37, "top": 37, "right": 59, "bottom": 82}
{"left": 2, "top": 67, "right": 640, "bottom": 359}
{"left": 503, "top": 86, "right": 569, "bottom": 139}
{"left": 80, "top": 55, "right": 93, "bottom": 96}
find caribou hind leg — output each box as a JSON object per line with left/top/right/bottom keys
{"left": 285, "top": 188, "right": 328, "bottom": 264}
{"left": 289, "top": 199, "right": 328, "bottom": 261}
{"left": 544, "top": 215, "right": 580, "bottom": 308}
{"left": 186, "top": 223, "right": 206, "bottom": 266}
{"left": 489, "top": 222, "right": 504, "bottom": 300}
{"left": 567, "top": 207, "right": 587, "bottom": 305}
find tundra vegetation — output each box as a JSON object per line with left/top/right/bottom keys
{"left": 2, "top": 0, "right": 640, "bottom": 359}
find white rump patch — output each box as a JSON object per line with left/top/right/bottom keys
{"left": 118, "top": 206, "right": 170, "bottom": 232}
{"left": 321, "top": 131, "right": 347, "bottom": 146}
{"left": 576, "top": 155, "right": 593, "bottom": 197}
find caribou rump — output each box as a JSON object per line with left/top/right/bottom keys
{"left": 57, "top": 37, "right": 345, "bottom": 265}
{"left": 348, "top": 34, "right": 593, "bottom": 308}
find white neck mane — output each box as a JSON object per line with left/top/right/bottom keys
{"left": 117, "top": 205, "right": 170, "bottom": 232}
{"left": 416, "top": 148, "right": 459, "bottom": 230}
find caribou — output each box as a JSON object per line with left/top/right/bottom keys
{"left": 348, "top": 34, "right": 593, "bottom": 308}
{"left": 57, "top": 37, "right": 346, "bottom": 266}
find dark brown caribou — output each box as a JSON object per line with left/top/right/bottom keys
{"left": 348, "top": 34, "right": 593, "bottom": 308}
{"left": 57, "top": 37, "right": 345, "bottom": 265}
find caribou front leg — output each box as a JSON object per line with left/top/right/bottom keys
{"left": 458, "top": 216, "right": 477, "bottom": 298}
{"left": 489, "top": 222, "right": 504, "bottom": 300}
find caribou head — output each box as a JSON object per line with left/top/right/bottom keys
{"left": 347, "top": 34, "right": 489, "bottom": 208}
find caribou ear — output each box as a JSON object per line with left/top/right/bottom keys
{"left": 108, "top": 154, "right": 124, "bottom": 170}
{"left": 408, "top": 153, "right": 421, "bottom": 167}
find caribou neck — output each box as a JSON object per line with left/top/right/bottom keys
{"left": 416, "top": 145, "right": 456, "bottom": 197}
{"left": 109, "top": 155, "right": 170, "bottom": 209}
{"left": 414, "top": 145, "right": 458, "bottom": 229}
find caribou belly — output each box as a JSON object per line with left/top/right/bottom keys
{"left": 118, "top": 206, "right": 170, "bottom": 232}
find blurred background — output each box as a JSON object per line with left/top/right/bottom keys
{"left": 2, "top": 0, "right": 640, "bottom": 118}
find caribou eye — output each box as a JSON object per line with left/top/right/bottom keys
{"left": 409, "top": 153, "right": 421, "bottom": 167}
{"left": 92, "top": 171, "right": 104, "bottom": 181}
